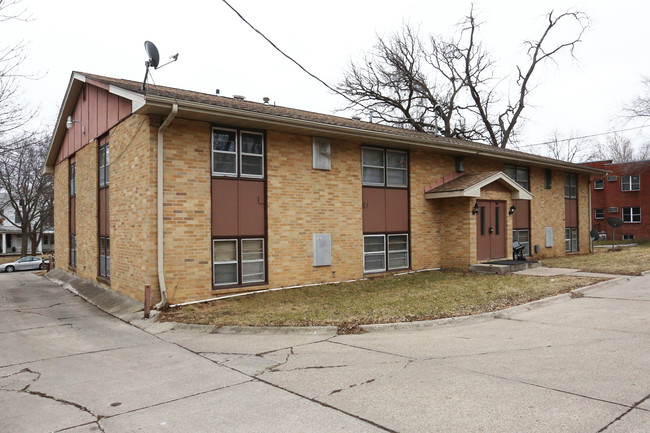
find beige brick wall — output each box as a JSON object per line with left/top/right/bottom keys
{"left": 409, "top": 150, "right": 452, "bottom": 270}
{"left": 72, "top": 139, "right": 98, "bottom": 281}
{"left": 53, "top": 159, "right": 69, "bottom": 269}
{"left": 53, "top": 113, "right": 595, "bottom": 304}
{"left": 267, "top": 132, "right": 363, "bottom": 286}
{"left": 109, "top": 114, "right": 159, "bottom": 302}
{"left": 159, "top": 118, "right": 212, "bottom": 304}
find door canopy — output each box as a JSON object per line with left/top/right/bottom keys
{"left": 424, "top": 171, "right": 532, "bottom": 200}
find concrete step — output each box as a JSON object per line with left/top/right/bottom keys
{"left": 469, "top": 260, "right": 541, "bottom": 274}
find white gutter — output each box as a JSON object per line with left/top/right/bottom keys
{"left": 155, "top": 103, "right": 178, "bottom": 310}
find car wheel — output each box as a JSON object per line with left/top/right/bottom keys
{"left": 6, "top": 265, "right": 15, "bottom": 273}
{"left": 39, "top": 263, "right": 44, "bottom": 270}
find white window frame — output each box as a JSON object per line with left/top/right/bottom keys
{"left": 386, "top": 150, "right": 408, "bottom": 188}
{"left": 213, "top": 239, "right": 239, "bottom": 286}
{"left": 594, "top": 179, "right": 604, "bottom": 190}
{"left": 387, "top": 234, "right": 409, "bottom": 270}
{"left": 99, "top": 144, "right": 109, "bottom": 188}
{"left": 621, "top": 175, "right": 640, "bottom": 192}
{"left": 565, "top": 227, "right": 578, "bottom": 252}
{"left": 239, "top": 131, "right": 265, "bottom": 179}
{"left": 565, "top": 173, "right": 577, "bottom": 199}
{"left": 362, "top": 147, "right": 386, "bottom": 187}
{"left": 594, "top": 208, "right": 604, "bottom": 219}
{"left": 505, "top": 165, "right": 530, "bottom": 192}
{"left": 362, "top": 147, "right": 408, "bottom": 188}
{"left": 622, "top": 234, "right": 635, "bottom": 240}
{"left": 363, "top": 234, "right": 386, "bottom": 273}
{"left": 211, "top": 128, "right": 238, "bottom": 177}
{"left": 622, "top": 207, "right": 641, "bottom": 223}
{"left": 241, "top": 238, "right": 265, "bottom": 283}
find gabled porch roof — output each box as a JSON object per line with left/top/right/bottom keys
{"left": 424, "top": 171, "right": 532, "bottom": 200}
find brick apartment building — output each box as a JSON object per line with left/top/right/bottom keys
{"left": 581, "top": 159, "right": 650, "bottom": 240}
{"left": 43, "top": 72, "right": 606, "bottom": 306}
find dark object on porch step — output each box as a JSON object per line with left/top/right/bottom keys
{"left": 513, "top": 242, "right": 526, "bottom": 261}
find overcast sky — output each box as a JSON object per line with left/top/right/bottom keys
{"left": 5, "top": 0, "right": 650, "bottom": 157}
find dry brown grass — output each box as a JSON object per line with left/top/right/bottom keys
{"left": 541, "top": 242, "right": 650, "bottom": 275}
{"left": 159, "top": 271, "right": 605, "bottom": 328}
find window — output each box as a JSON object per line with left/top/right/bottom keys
{"left": 241, "top": 239, "right": 265, "bottom": 283}
{"left": 388, "top": 234, "right": 409, "bottom": 270}
{"left": 70, "top": 234, "right": 76, "bottom": 267}
{"left": 99, "top": 144, "right": 109, "bottom": 188}
{"left": 513, "top": 229, "right": 530, "bottom": 256}
{"left": 99, "top": 236, "right": 110, "bottom": 277}
{"left": 594, "top": 179, "right": 604, "bottom": 190}
{"left": 622, "top": 175, "right": 640, "bottom": 191}
{"left": 564, "top": 173, "right": 577, "bottom": 199}
{"left": 622, "top": 207, "right": 641, "bottom": 223}
{"left": 504, "top": 165, "right": 529, "bottom": 191}
{"left": 212, "top": 128, "right": 264, "bottom": 178}
{"left": 622, "top": 234, "right": 635, "bottom": 240}
{"left": 565, "top": 227, "right": 578, "bottom": 252}
{"left": 594, "top": 208, "right": 604, "bottom": 219}
{"left": 544, "top": 169, "right": 552, "bottom": 189}
{"left": 363, "top": 235, "right": 385, "bottom": 272}
{"left": 69, "top": 162, "right": 76, "bottom": 196}
{"left": 213, "top": 238, "right": 265, "bottom": 287}
{"left": 363, "top": 234, "right": 409, "bottom": 273}
{"left": 362, "top": 147, "right": 408, "bottom": 187}
{"left": 213, "top": 239, "right": 238, "bottom": 285}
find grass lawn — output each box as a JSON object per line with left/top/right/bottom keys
{"left": 160, "top": 271, "right": 604, "bottom": 329}
{"left": 541, "top": 241, "right": 650, "bottom": 275}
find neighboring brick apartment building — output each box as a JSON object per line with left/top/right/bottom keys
{"left": 43, "top": 72, "right": 606, "bottom": 306}
{"left": 581, "top": 159, "right": 650, "bottom": 240}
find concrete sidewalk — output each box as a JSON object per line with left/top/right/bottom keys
{"left": 4, "top": 268, "right": 650, "bottom": 432}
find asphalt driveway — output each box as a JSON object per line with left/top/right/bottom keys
{"left": 1, "top": 270, "right": 649, "bottom": 432}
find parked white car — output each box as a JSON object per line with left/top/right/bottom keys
{"left": 0, "top": 256, "right": 44, "bottom": 272}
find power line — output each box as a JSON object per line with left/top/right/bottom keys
{"left": 519, "top": 125, "right": 649, "bottom": 148}
{"left": 221, "top": 0, "right": 358, "bottom": 107}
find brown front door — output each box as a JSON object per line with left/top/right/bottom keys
{"left": 476, "top": 200, "right": 506, "bottom": 260}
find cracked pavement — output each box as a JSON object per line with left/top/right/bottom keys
{"left": 1, "top": 271, "right": 650, "bottom": 432}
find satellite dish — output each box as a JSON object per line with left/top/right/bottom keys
{"left": 606, "top": 217, "right": 624, "bottom": 228}
{"left": 144, "top": 41, "right": 160, "bottom": 69}
{"left": 141, "top": 41, "right": 179, "bottom": 92}
{"left": 590, "top": 228, "right": 600, "bottom": 241}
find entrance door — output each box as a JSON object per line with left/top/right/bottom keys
{"left": 476, "top": 200, "right": 506, "bottom": 260}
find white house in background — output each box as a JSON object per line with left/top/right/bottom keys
{"left": 0, "top": 192, "right": 53, "bottom": 255}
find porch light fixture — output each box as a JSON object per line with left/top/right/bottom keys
{"left": 509, "top": 204, "right": 516, "bottom": 215}
{"left": 66, "top": 115, "right": 86, "bottom": 134}
{"left": 472, "top": 201, "right": 479, "bottom": 215}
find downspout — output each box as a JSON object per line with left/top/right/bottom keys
{"left": 155, "top": 103, "right": 178, "bottom": 310}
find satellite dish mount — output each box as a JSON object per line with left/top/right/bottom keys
{"left": 142, "top": 41, "right": 179, "bottom": 91}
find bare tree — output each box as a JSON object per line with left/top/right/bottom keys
{"left": 535, "top": 130, "right": 589, "bottom": 162}
{"left": 624, "top": 77, "right": 650, "bottom": 120}
{"left": 0, "top": 132, "right": 53, "bottom": 255}
{"left": 338, "top": 8, "right": 588, "bottom": 148}
{"left": 0, "top": 0, "right": 34, "bottom": 148}
{"left": 585, "top": 133, "right": 648, "bottom": 163}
